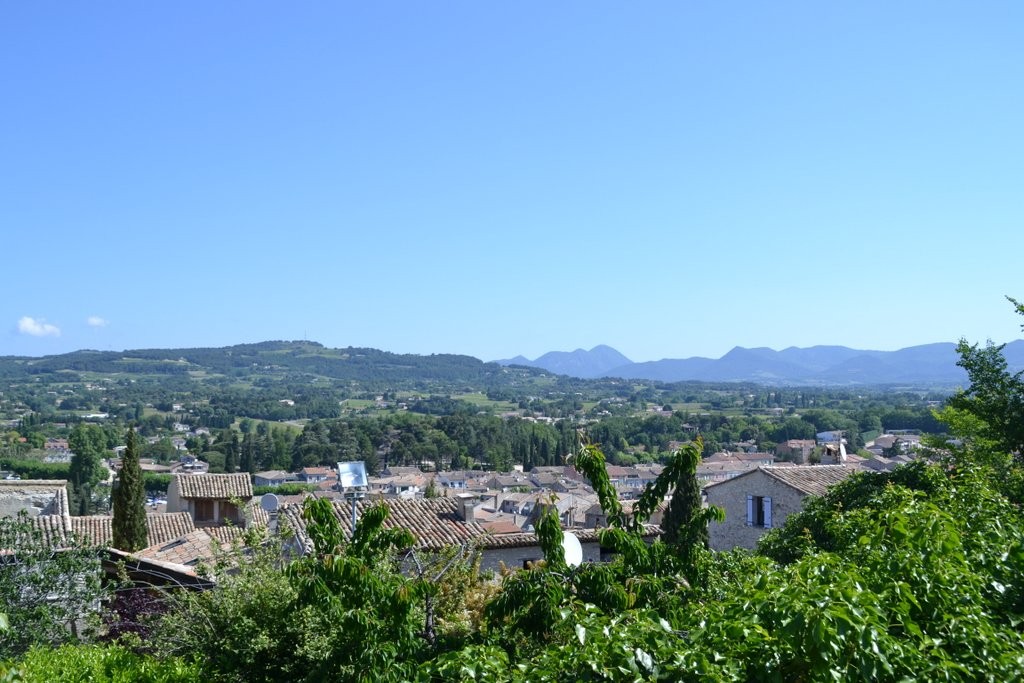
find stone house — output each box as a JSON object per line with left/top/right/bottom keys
{"left": 584, "top": 499, "right": 666, "bottom": 529}
{"left": 704, "top": 465, "right": 856, "bottom": 551}
{"left": 498, "top": 492, "right": 537, "bottom": 516}
{"left": 696, "top": 460, "right": 762, "bottom": 485}
{"left": 253, "top": 470, "right": 294, "bottom": 488}
{"left": 437, "top": 471, "right": 474, "bottom": 490}
{"left": 298, "top": 467, "right": 335, "bottom": 484}
{"left": 775, "top": 439, "right": 816, "bottom": 464}
{"left": 166, "top": 473, "right": 256, "bottom": 528}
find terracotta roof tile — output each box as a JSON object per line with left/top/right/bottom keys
{"left": 70, "top": 512, "right": 197, "bottom": 547}
{"left": 30, "top": 514, "right": 71, "bottom": 546}
{"left": 173, "top": 473, "right": 252, "bottom": 499}
{"left": 201, "top": 525, "right": 246, "bottom": 544}
{"left": 137, "top": 529, "right": 224, "bottom": 566}
{"left": 279, "top": 497, "right": 640, "bottom": 554}
{"left": 283, "top": 498, "right": 538, "bottom": 552}
{"left": 757, "top": 465, "right": 856, "bottom": 496}
{"left": 254, "top": 470, "right": 291, "bottom": 480}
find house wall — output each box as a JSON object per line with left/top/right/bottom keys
{"left": 165, "top": 480, "right": 243, "bottom": 526}
{"left": 478, "top": 540, "right": 602, "bottom": 573}
{"left": 0, "top": 487, "right": 61, "bottom": 518}
{"left": 166, "top": 480, "right": 185, "bottom": 513}
{"left": 705, "top": 471, "right": 807, "bottom": 551}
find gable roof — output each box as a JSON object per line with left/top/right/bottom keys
{"left": 300, "top": 467, "right": 334, "bottom": 477}
{"left": 759, "top": 465, "right": 856, "bottom": 496}
{"left": 173, "top": 473, "right": 252, "bottom": 499}
{"left": 705, "top": 464, "right": 855, "bottom": 497}
{"left": 253, "top": 470, "right": 291, "bottom": 480}
{"left": 30, "top": 513, "right": 72, "bottom": 546}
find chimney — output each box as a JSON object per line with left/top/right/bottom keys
{"left": 455, "top": 493, "right": 478, "bottom": 522}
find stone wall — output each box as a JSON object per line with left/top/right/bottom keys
{"left": 705, "top": 470, "right": 807, "bottom": 551}
{"left": 479, "top": 539, "right": 602, "bottom": 573}
{"left": 0, "top": 481, "right": 66, "bottom": 518}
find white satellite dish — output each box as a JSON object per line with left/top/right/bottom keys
{"left": 260, "top": 493, "right": 280, "bottom": 513}
{"left": 562, "top": 531, "right": 583, "bottom": 567}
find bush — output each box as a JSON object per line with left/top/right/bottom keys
{"left": 252, "top": 483, "right": 317, "bottom": 496}
{"left": 143, "top": 473, "right": 171, "bottom": 494}
{"left": 1, "top": 644, "right": 201, "bottom": 683}
{"left": 0, "top": 458, "right": 71, "bottom": 481}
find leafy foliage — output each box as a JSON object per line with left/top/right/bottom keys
{"left": 156, "top": 498, "right": 443, "bottom": 683}
{"left": 941, "top": 298, "right": 1024, "bottom": 503}
{"left": 0, "top": 513, "right": 107, "bottom": 659}
{"left": 486, "top": 439, "right": 724, "bottom": 657}
{"left": 949, "top": 341, "right": 1024, "bottom": 458}
{"left": 1, "top": 644, "right": 201, "bottom": 683}
{"left": 153, "top": 532, "right": 310, "bottom": 683}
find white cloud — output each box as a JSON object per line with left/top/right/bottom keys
{"left": 17, "top": 316, "right": 61, "bottom": 337}
{"left": 86, "top": 316, "right": 109, "bottom": 328}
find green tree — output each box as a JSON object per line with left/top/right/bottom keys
{"left": 942, "top": 296, "right": 1024, "bottom": 501}
{"left": 156, "top": 498, "right": 426, "bottom": 683}
{"left": 949, "top": 339, "right": 1024, "bottom": 458}
{"left": 658, "top": 438, "right": 716, "bottom": 561}
{"left": 68, "top": 424, "right": 106, "bottom": 487}
{"left": 424, "top": 477, "right": 440, "bottom": 498}
{"left": 112, "top": 428, "right": 147, "bottom": 552}
{"left": 68, "top": 423, "right": 108, "bottom": 515}
{"left": 240, "top": 432, "right": 255, "bottom": 474}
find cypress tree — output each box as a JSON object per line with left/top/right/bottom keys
{"left": 112, "top": 427, "right": 147, "bottom": 552}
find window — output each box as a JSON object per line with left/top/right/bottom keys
{"left": 746, "top": 495, "right": 772, "bottom": 528}
{"left": 194, "top": 499, "right": 214, "bottom": 522}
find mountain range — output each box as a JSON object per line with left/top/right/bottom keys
{"left": 495, "top": 341, "right": 1024, "bottom": 386}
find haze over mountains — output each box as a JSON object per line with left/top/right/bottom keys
{"left": 495, "top": 341, "right": 1024, "bottom": 386}
{"left": 5, "top": 339, "right": 1024, "bottom": 388}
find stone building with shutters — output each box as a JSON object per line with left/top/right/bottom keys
{"left": 704, "top": 465, "right": 857, "bottom": 551}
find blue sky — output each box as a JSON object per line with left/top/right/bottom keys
{"left": 2, "top": 3, "right": 1022, "bottom": 363}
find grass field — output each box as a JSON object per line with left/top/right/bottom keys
{"left": 452, "top": 392, "right": 518, "bottom": 413}
{"left": 341, "top": 399, "right": 376, "bottom": 410}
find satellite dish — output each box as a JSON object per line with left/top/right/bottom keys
{"left": 260, "top": 493, "right": 280, "bottom": 513}
{"left": 562, "top": 531, "right": 583, "bottom": 568}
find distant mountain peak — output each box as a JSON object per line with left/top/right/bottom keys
{"left": 494, "top": 345, "right": 632, "bottom": 379}
{"left": 498, "top": 341, "right": 1024, "bottom": 386}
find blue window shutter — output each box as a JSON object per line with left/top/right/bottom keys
{"left": 746, "top": 495, "right": 753, "bottom": 526}
{"left": 763, "top": 497, "right": 773, "bottom": 528}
